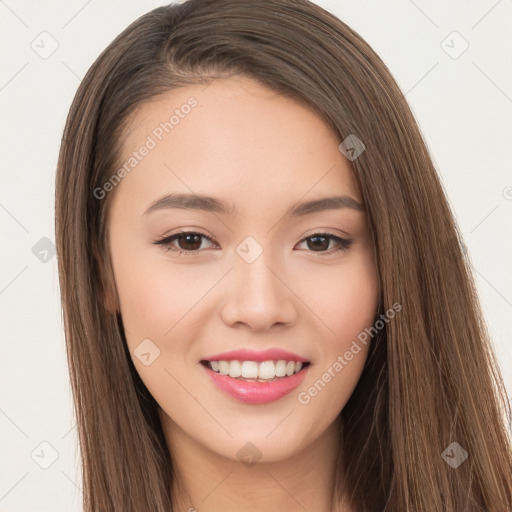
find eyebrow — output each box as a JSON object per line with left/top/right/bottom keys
{"left": 143, "top": 192, "right": 364, "bottom": 217}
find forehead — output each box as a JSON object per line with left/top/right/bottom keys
{"left": 113, "top": 76, "right": 361, "bottom": 213}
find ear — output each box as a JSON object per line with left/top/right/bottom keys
{"left": 93, "top": 236, "right": 120, "bottom": 314}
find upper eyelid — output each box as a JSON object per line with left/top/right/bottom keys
{"left": 158, "top": 226, "right": 351, "bottom": 241}
{"left": 155, "top": 230, "right": 352, "bottom": 251}
{"left": 157, "top": 230, "right": 350, "bottom": 242}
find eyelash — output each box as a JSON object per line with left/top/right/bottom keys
{"left": 153, "top": 230, "right": 353, "bottom": 256}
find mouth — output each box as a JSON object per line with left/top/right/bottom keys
{"left": 199, "top": 350, "right": 311, "bottom": 404}
{"left": 200, "top": 359, "right": 310, "bottom": 382}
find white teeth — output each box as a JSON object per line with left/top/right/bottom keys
{"left": 275, "top": 360, "right": 287, "bottom": 377}
{"left": 258, "top": 361, "right": 275, "bottom": 380}
{"left": 241, "top": 361, "right": 259, "bottom": 379}
{"left": 228, "top": 360, "right": 242, "bottom": 378}
{"left": 207, "top": 359, "right": 306, "bottom": 380}
{"left": 218, "top": 360, "right": 229, "bottom": 375}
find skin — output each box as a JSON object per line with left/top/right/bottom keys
{"left": 107, "top": 76, "right": 379, "bottom": 512}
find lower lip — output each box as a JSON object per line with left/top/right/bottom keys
{"left": 202, "top": 364, "right": 310, "bottom": 405}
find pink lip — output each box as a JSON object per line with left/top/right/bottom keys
{"left": 203, "top": 348, "right": 309, "bottom": 363}
{"left": 202, "top": 363, "right": 310, "bottom": 404}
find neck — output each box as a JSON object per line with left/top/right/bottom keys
{"left": 160, "top": 412, "right": 350, "bottom": 512}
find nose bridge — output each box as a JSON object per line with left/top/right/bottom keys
{"left": 237, "top": 247, "right": 279, "bottom": 298}
{"left": 220, "top": 236, "right": 297, "bottom": 329}
{"left": 234, "top": 237, "right": 282, "bottom": 305}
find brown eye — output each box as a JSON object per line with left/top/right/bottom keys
{"left": 306, "top": 235, "right": 330, "bottom": 251}
{"left": 153, "top": 231, "right": 352, "bottom": 256}
{"left": 153, "top": 231, "right": 216, "bottom": 255}
{"left": 174, "top": 233, "right": 203, "bottom": 251}
{"left": 296, "top": 233, "right": 353, "bottom": 255}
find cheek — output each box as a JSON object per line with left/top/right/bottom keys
{"left": 328, "top": 264, "right": 378, "bottom": 345}
{"left": 297, "top": 249, "right": 379, "bottom": 350}
{"left": 295, "top": 250, "right": 378, "bottom": 411}
{"left": 110, "top": 253, "right": 210, "bottom": 404}
{"left": 111, "top": 241, "right": 215, "bottom": 345}
{"left": 113, "top": 263, "right": 172, "bottom": 342}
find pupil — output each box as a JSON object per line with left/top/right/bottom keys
{"left": 308, "top": 236, "right": 329, "bottom": 251}
{"left": 180, "top": 234, "right": 201, "bottom": 251}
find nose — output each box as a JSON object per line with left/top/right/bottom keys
{"left": 220, "top": 251, "right": 298, "bottom": 331}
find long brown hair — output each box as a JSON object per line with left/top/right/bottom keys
{"left": 55, "top": 0, "right": 512, "bottom": 510}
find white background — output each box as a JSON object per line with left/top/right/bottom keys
{"left": 1, "top": 1, "right": 511, "bottom": 510}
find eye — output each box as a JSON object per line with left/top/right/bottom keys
{"left": 153, "top": 231, "right": 217, "bottom": 256}
{"left": 153, "top": 230, "right": 352, "bottom": 256}
{"left": 295, "top": 232, "right": 353, "bottom": 255}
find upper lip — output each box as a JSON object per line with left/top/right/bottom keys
{"left": 202, "top": 348, "right": 309, "bottom": 363}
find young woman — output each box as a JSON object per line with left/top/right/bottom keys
{"left": 54, "top": 0, "right": 512, "bottom": 510}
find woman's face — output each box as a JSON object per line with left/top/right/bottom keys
{"left": 107, "top": 76, "right": 379, "bottom": 463}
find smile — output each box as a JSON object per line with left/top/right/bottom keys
{"left": 200, "top": 349, "right": 311, "bottom": 404}
{"left": 202, "top": 359, "right": 306, "bottom": 381}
